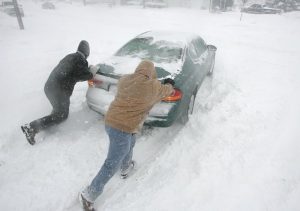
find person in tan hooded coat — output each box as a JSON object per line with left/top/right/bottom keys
{"left": 105, "top": 60, "right": 174, "bottom": 133}
{"left": 79, "top": 60, "right": 174, "bottom": 211}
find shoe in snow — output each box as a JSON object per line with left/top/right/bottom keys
{"left": 21, "top": 124, "right": 36, "bottom": 145}
{"left": 120, "top": 160, "right": 136, "bottom": 179}
{"left": 79, "top": 193, "right": 95, "bottom": 211}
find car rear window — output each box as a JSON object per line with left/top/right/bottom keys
{"left": 115, "top": 37, "right": 183, "bottom": 63}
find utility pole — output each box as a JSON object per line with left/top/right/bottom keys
{"left": 83, "top": 0, "right": 86, "bottom": 6}
{"left": 240, "top": 0, "right": 246, "bottom": 21}
{"left": 12, "top": 0, "right": 24, "bottom": 30}
{"left": 223, "top": 0, "right": 227, "bottom": 11}
{"left": 142, "top": 0, "right": 146, "bottom": 8}
{"left": 209, "top": 0, "right": 213, "bottom": 12}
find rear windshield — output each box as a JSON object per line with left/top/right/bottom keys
{"left": 115, "top": 37, "right": 183, "bottom": 63}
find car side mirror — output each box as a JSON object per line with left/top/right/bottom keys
{"left": 207, "top": 45, "right": 217, "bottom": 52}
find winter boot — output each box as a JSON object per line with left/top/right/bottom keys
{"left": 120, "top": 160, "right": 136, "bottom": 179}
{"left": 21, "top": 124, "right": 36, "bottom": 145}
{"left": 79, "top": 193, "right": 95, "bottom": 211}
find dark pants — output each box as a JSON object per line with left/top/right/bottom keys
{"left": 30, "top": 87, "right": 70, "bottom": 133}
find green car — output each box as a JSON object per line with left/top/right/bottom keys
{"left": 86, "top": 31, "right": 217, "bottom": 127}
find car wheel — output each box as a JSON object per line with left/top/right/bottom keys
{"left": 208, "top": 57, "right": 215, "bottom": 76}
{"left": 179, "top": 90, "right": 196, "bottom": 124}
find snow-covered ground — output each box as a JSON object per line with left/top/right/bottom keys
{"left": 1, "top": 1, "right": 300, "bottom": 211}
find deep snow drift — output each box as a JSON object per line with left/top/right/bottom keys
{"left": 0, "top": 1, "right": 300, "bottom": 211}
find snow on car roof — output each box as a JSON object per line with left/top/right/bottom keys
{"left": 137, "top": 30, "right": 199, "bottom": 47}
{"left": 101, "top": 31, "right": 201, "bottom": 77}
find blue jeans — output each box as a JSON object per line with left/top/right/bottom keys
{"left": 83, "top": 125, "right": 136, "bottom": 202}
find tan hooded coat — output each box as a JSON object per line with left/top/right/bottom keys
{"left": 105, "top": 60, "right": 174, "bottom": 133}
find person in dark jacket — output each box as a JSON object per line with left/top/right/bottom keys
{"left": 21, "top": 40, "right": 96, "bottom": 145}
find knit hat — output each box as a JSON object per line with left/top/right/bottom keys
{"left": 77, "top": 40, "right": 90, "bottom": 58}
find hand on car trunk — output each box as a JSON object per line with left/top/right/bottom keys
{"left": 162, "top": 78, "right": 175, "bottom": 86}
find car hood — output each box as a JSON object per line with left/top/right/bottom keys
{"left": 97, "top": 56, "right": 183, "bottom": 79}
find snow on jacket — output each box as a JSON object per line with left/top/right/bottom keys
{"left": 105, "top": 60, "right": 174, "bottom": 133}
{"left": 44, "top": 52, "right": 93, "bottom": 97}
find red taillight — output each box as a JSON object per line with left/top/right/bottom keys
{"left": 88, "top": 79, "right": 94, "bottom": 87}
{"left": 162, "top": 88, "right": 182, "bottom": 102}
{"left": 88, "top": 79, "right": 102, "bottom": 87}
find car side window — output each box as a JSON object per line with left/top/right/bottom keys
{"left": 188, "top": 43, "right": 198, "bottom": 62}
{"left": 188, "top": 38, "right": 208, "bottom": 63}
{"left": 193, "top": 38, "right": 207, "bottom": 57}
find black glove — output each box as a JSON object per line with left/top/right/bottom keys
{"left": 163, "top": 78, "right": 175, "bottom": 86}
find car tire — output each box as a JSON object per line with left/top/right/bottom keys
{"left": 208, "top": 56, "right": 215, "bottom": 76}
{"left": 179, "top": 89, "right": 197, "bottom": 124}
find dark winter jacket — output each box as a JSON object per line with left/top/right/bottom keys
{"left": 44, "top": 52, "right": 93, "bottom": 97}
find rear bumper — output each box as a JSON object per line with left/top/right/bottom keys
{"left": 86, "top": 87, "right": 177, "bottom": 127}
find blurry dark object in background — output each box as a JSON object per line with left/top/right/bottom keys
{"left": 241, "top": 3, "right": 282, "bottom": 14}
{"left": 0, "top": 1, "right": 24, "bottom": 17}
{"left": 42, "top": 2, "right": 56, "bottom": 10}
{"left": 144, "top": 0, "right": 168, "bottom": 8}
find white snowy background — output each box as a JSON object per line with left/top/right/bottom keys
{"left": 0, "top": 1, "right": 300, "bottom": 211}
